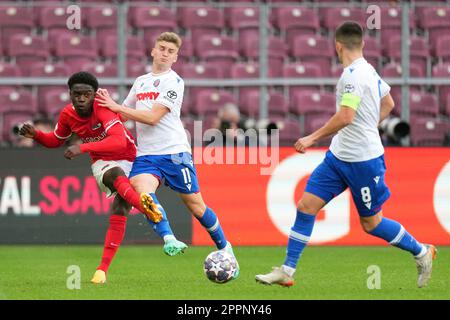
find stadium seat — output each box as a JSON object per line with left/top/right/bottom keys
{"left": 0, "top": 88, "right": 37, "bottom": 115}
{"left": 239, "top": 90, "right": 288, "bottom": 118}
{"left": 290, "top": 35, "right": 334, "bottom": 76}
{"left": 304, "top": 114, "right": 333, "bottom": 145}
{"left": 0, "top": 6, "right": 34, "bottom": 50}
{"left": 419, "top": 7, "right": 450, "bottom": 47}
{"left": 273, "top": 7, "right": 319, "bottom": 48}
{"left": 179, "top": 7, "right": 224, "bottom": 47}
{"left": 322, "top": 7, "right": 366, "bottom": 30}
{"left": 226, "top": 6, "right": 260, "bottom": 45}
{"left": 37, "top": 5, "right": 86, "bottom": 41}
{"left": 434, "top": 34, "right": 450, "bottom": 61}
{"left": 363, "top": 37, "right": 382, "bottom": 69}
{"left": 81, "top": 62, "right": 118, "bottom": 77}
{"left": 231, "top": 62, "right": 259, "bottom": 79}
{"left": 291, "top": 90, "right": 335, "bottom": 116}
{"left": 54, "top": 34, "right": 98, "bottom": 73}
{"left": 29, "top": 62, "right": 72, "bottom": 112}
{"left": 409, "top": 116, "right": 449, "bottom": 146}
{"left": 129, "top": 6, "right": 177, "bottom": 49}
{"left": 381, "top": 62, "right": 425, "bottom": 78}
{"left": 278, "top": 119, "right": 301, "bottom": 146}
{"left": 85, "top": 7, "right": 117, "bottom": 40}
{"left": 432, "top": 62, "right": 450, "bottom": 109}
{"left": 283, "top": 62, "right": 323, "bottom": 101}
{"left": 241, "top": 36, "right": 287, "bottom": 77}
{"left": 384, "top": 35, "right": 429, "bottom": 74}
{"left": 127, "top": 61, "right": 152, "bottom": 79}
{"left": 42, "top": 88, "right": 71, "bottom": 119}
{"left": 0, "top": 62, "right": 22, "bottom": 77}
{"left": 99, "top": 35, "right": 146, "bottom": 62}
{"left": 192, "top": 90, "right": 237, "bottom": 116}
{"left": 409, "top": 92, "right": 439, "bottom": 117}
{"left": 195, "top": 35, "right": 239, "bottom": 78}
{"left": 379, "top": 7, "right": 415, "bottom": 46}
{"left": 7, "top": 35, "right": 49, "bottom": 76}
{"left": 179, "top": 62, "right": 222, "bottom": 79}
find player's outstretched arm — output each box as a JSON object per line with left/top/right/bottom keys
{"left": 96, "top": 89, "right": 169, "bottom": 126}
{"left": 19, "top": 123, "right": 65, "bottom": 148}
{"left": 294, "top": 106, "right": 355, "bottom": 153}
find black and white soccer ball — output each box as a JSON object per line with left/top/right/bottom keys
{"left": 203, "top": 250, "right": 238, "bottom": 284}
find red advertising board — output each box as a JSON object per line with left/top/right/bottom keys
{"left": 192, "top": 148, "right": 450, "bottom": 246}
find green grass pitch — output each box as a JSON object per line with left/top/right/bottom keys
{"left": 0, "top": 245, "right": 448, "bottom": 300}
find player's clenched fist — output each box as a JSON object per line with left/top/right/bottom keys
{"left": 64, "top": 145, "right": 82, "bottom": 160}
{"left": 19, "top": 123, "right": 36, "bottom": 138}
{"left": 294, "top": 136, "right": 315, "bottom": 153}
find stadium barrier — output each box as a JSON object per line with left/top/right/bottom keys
{"left": 1, "top": 147, "right": 450, "bottom": 245}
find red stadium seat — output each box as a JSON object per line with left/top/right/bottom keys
{"left": 240, "top": 36, "right": 287, "bottom": 77}
{"left": 7, "top": 35, "right": 49, "bottom": 76}
{"left": 179, "top": 7, "right": 224, "bottom": 47}
{"left": 409, "top": 92, "right": 439, "bottom": 117}
{"left": 278, "top": 119, "right": 301, "bottom": 146}
{"left": 239, "top": 90, "right": 288, "bottom": 118}
{"left": 0, "top": 88, "right": 37, "bottom": 115}
{"left": 384, "top": 36, "right": 429, "bottom": 75}
{"left": 196, "top": 35, "right": 239, "bottom": 78}
{"left": 179, "top": 62, "right": 222, "bottom": 79}
{"left": 290, "top": 35, "right": 334, "bottom": 76}
{"left": 283, "top": 62, "right": 323, "bottom": 101}
{"left": 379, "top": 7, "right": 415, "bottom": 46}
{"left": 274, "top": 7, "right": 319, "bottom": 48}
{"left": 231, "top": 62, "right": 259, "bottom": 79}
{"left": 432, "top": 62, "right": 450, "bottom": 109}
{"left": 304, "top": 114, "right": 333, "bottom": 145}
{"left": 99, "top": 35, "right": 146, "bottom": 62}
{"left": 434, "top": 34, "right": 450, "bottom": 61}
{"left": 0, "top": 6, "right": 34, "bottom": 50}
{"left": 0, "top": 62, "right": 22, "bottom": 77}
{"left": 410, "top": 116, "right": 449, "bottom": 146}
{"left": 381, "top": 62, "right": 425, "bottom": 78}
{"left": 322, "top": 7, "right": 366, "bottom": 30}
{"left": 419, "top": 7, "right": 450, "bottom": 47}
{"left": 192, "top": 90, "right": 237, "bottom": 116}
{"left": 81, "top": 62, "right": 118, "bottom": 77}
{"left": 226, "top": 6, "right": 260, "bottom": 45}
{"left": 129, "top": 6, "right": 177, "bottom": 49}
{"left": 54, "top": 34, "right": 98, "bottom": 73}
{"left": 363, "top": 37, "right": 382, "bottom": 69}
{"left": 85, "top": 7, "right": 117, "bottom": 40}
{"left": 42, "top": 88, "right": 71, "bottom": 119}
{"left": 291, "top": 90, "right": 335, "bottom": 116}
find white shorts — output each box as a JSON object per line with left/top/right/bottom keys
{"left": 91, "top": 159, "right": 133, "bottom": 198}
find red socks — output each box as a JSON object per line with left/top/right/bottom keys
{"left": 113, "top": 176, "right": 142, "bottom": 211}
{"left": 98, "top": 215, "right": 127, "bottom": 273}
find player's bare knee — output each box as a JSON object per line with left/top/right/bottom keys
{"left": 103, "top": 167, "right": 125, "bottom": 190}
{"left": 297, "top": 200, "right": 318, "bottom": 215}
{"left": 360, "top": 218, "right": 379, "bottom": 233}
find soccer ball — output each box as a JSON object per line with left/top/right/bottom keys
{"left": 203, "top": 250, "right": 238, "bottom": 284}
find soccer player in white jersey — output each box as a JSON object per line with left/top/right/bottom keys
{"left": 97, "top": 32, "right": 239, "bottom": 278}
{"left": 255, "top": 22, "right": 436, "bottom": 288}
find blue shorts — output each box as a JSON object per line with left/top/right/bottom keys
{"left": 305, "top": 151, "right": 391, "bottom": 217}
{"left": 129, "top": 152, "right": 200, "bottom": 194}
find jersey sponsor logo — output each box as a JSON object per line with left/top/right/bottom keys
{"left": 136, "top": 91, "right": 160, "bottom": 101}
{"left": 167, "top": 90, "right": 177, "bottom": 99}
{"left": 81, "top": 130, "right": 107, "bottom": 143}
{"left": 344, "top": 84, "right": 355, "bottom": 93}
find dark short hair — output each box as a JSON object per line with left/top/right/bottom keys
{"left": 335, "top": 21, "right": 363, "bottom": 50}
{"left": 67, "top": 71, "right": 99, "bottom": 91}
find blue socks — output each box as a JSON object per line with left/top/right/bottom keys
{"left": 283, "top": 210, "right": 316, "bottom": 270}
{"left": 197, "top": 207, "right": 227, "bottom": 250}
{"left": 369, "top": 217, "right": 424, "bottom": 256}
{"left": 146, "top": 193, "right": 174, "bottom": 240}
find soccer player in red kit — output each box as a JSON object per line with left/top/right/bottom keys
{"left": 19, "top": 72, "right": 162, "bottom": 284}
